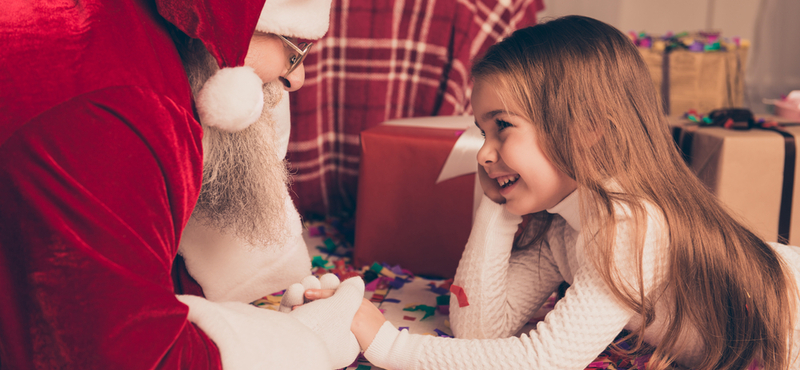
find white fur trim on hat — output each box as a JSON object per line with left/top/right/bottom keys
{"left": 196, "top": 66, "right": 264, "bottom": 132}
{"left": 256, "top": 0, "right": 333, "bottom": 40}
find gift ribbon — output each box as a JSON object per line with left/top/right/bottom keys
{"left": 384, "top": 115, "right": 484, "bottom": 219}
{"left": 674, "top": 122, "right": 796, "bottom": 243}
{"left": 761, "top": 125, "right": 796, "bottom": 243}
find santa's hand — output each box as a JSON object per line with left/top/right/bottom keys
{"left": 177, "top": 295, "right": 333, "bottom": 369}
{"left": 288, "top": 276, "right": 364, "bottom": 369}
{"left": 279, "top": 273, "right": 340, "bottom": 312}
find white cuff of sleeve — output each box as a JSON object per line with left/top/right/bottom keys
{"left": 364, "top": 321, "right": 422, "bottom": 370}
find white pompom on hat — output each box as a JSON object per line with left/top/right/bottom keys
{"left": 195, "top": 67, "right": 265, "bottom": 132}
{"left": 156, "top": 0, "right": 333, "bottom": 132}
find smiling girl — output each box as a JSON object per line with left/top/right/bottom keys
{"left": 344, "top": 15, "right": 800, "bottom": 370}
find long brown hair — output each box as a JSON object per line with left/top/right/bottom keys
{"left": 472, "top": 15, "right": 797, "bottom": 370}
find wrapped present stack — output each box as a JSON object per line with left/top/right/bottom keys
{"left": 632, "top": 30, "right": 749, "bottom": 116}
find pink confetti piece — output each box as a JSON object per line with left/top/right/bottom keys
{"left": 365, "top": 278, "right": 380, "bottom": 292}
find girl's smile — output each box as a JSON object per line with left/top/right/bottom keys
{"left": 472, "top": 79, "right": 577, "bottom": 215}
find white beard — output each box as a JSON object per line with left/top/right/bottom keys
{"left": 180, "top": 38, "right": 292, "bottom": 249}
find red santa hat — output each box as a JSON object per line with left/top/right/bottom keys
{"left": 156, "top": 0, "right": 332, "bottom": 132}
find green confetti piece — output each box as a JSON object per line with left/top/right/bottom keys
{"left": 704, "top": 41, "right": 721, "bottom": 51}
{"left": 403, "top": 304, "right": 437, "bottom": 320}
{"left": 312, "top": 255, "right": 328, "bottom": 268}
{"left": 323, "top": 237, "right": 337, "bottom": 252}
{"left": 436, "top": 294, "right": 450, "bottom": 306}
{"left": 355, "top": 365, "right": 372, "bottom": 370}
{"left": 370, "top": 262, "right": 384, "bottom": 273}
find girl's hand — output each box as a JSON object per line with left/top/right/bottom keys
{"left": 304, "top": 288, "right": 335, "bottom": 302}
{"left": 306, "top": 291, "right": 386, "bottom": 350}
{"left": 350, "top": 298, "right": 387, "bottom": 351}
{"left": 478, "top": 164, "right": 506, "bottom": 204}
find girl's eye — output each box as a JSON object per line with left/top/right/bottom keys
{"left": 496, "top": 119, "right": 512, "bottom": 131}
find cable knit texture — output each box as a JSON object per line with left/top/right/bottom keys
{"left": 364, "top": 192, "right": 800, "bottom": 370}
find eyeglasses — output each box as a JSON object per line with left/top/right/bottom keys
{"left": 277, "top": 35, "right": 313, "bottom": 78}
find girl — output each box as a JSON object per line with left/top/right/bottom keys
{"left": 345, "top": 15, "right": 800, "bottom": 370}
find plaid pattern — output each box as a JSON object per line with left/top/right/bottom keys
{"left": 287, "top": 0, "right": 544, "bottom": 217}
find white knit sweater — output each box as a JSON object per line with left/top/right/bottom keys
{"left": 364, "top": 191, "right": 800, "bottom": 370}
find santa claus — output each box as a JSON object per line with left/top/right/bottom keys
{"left": 0, "top": 0, "right": 361, "bottom": 368}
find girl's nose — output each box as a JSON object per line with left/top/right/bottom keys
{"left": 476, "top": 141, "right": 496, "bottom": 165}
{"left": 280, "top": 63, "right": 305, "bottom": 92}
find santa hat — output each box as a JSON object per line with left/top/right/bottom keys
{"left": 156, "top": 0, "right": 332, "bottom": 132}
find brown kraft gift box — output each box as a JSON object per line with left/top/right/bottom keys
{"left": 670, "top": 116, "right": 800, "bottom": 245}
{"left": 640, "top": 47, "right": 748, "bottom": 116}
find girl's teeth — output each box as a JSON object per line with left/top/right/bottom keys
{"left": 497, "top": 175, "right": 519, "bottom": 187}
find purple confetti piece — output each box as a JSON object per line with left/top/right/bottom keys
{"left": 398, "top": 326, "right": 409, "bottom": 331}
{"left": 389, "top": 277, "right": 406, "bottom": 289}
{"left": 383, "top": 298, "right": 401, "bottom": 303}
{"left": 389, "top": 264, "right": 404, "bottom": 275}
{"left": 434, "top": 328, "right": 452, "bottom": 338}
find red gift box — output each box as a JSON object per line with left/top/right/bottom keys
{"left": 354, "top": 117, "right": 477, "bottom": 278}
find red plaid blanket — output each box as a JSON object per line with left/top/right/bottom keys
{"left": 287, "top": 0, "right": 544, "bottom": 218}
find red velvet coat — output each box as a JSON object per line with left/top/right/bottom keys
{"left": 0, "top": 0, "right": 221, "bottom": 368}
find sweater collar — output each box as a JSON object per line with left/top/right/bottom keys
{"left": 546, "top": 189, "right": 581, "bottom": 231}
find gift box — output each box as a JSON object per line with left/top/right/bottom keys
{"left": 670, "top": 116, "right": 800, "bottom": 245}
{"left": 636, "top": 32, "right": 748, "bottom": 116}
{"left": 353, "top": 116, "right": 480, "bottom": 278}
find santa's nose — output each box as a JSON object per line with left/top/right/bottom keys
{"left": 280, "top": 64, "right": 305, "bottom": 92}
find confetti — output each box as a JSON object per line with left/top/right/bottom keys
{"left": 402, "top": 315, "right": 417, "bottom": 321}
{"left": 323, "top": 238, "right": 337, "bottom": 253}
{"left": 434, "top": 328, "right": 452, "bottom": 338}
{"left": 428, "top": 283, "right": 449, "bottom": 295}
{"left": 403, "top": 304, "right": 436, "bottom": 320}
{"left": 449, "top": 284, "right": 470, "bottom": 307}
{"left": 365, "top": 278, "right": 380, "bottom": 292}
{"left": 389, "top": 277, "right": 406, "bottom": 289}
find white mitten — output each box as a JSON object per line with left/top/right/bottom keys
{"left": 177, "top": 295, "right": 332, "bottom": 370}
{"left": 288, "top": 276, "right": 364, "bottom": 369}
{"left": 279, "top": 273, "right": 342, "bottom": 313}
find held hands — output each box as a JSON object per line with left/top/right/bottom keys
{"left": 279, "top": 274, "right": 363, "bottom": 368}
{"left": 478, "top": 164, "right": 506, "bottom": 204}
{"left": 303, "top": 287, "right": 388, "bottom": 352}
